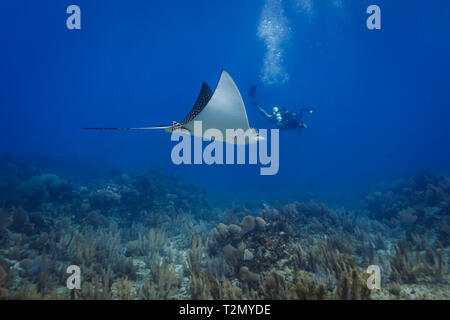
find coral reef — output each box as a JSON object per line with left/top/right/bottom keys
{"left": 0, "top": 156, "right": 448, "bottom": 300}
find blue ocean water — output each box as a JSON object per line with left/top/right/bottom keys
{"left": 0, "top": 0, "right": 450, "bottom": 302}
{"left": 1, "top": 0, "right": 449, "bottom": 203}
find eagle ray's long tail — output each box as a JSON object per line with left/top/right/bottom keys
{"left": 83, "top": 126, "right": 172, "bottom": 130}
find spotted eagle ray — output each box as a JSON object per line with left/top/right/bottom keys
{"left": 85, "top": 70, "right": 261, "bottom": 145}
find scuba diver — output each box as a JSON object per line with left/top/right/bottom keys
{"left": 248, "top": 85, "right": 313, "bottom": 135}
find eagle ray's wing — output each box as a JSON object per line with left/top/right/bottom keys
{"left": 183, "top": 70, "right": 250, "bottom": 140}
{"left": 181, "top": 82, "right": 213, "bottom": 126}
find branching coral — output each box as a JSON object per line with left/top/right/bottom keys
{"left": 115, "top": 278, "right": 135, "bottom": 300}
{"left": 258, "top": 271, "right": 290, "bottom": 300}
{"left": 190, "top": 270, "right": 242, "bottom": 300}
{"left": 337, "top": 270, "right": 371, "bottom": 300}
{"left": 292, "top": 242, "right": 356, "bottom": 277}
{"left": 290, "top": 270, "right": 327, "bottom": 300}
{"left": 79, "top": 271, "right": 113, "bottom": 300}
{"left": 139, "top": 259, "right": 178, "bottom": 300}
{"left": 126, "top": 228, "right": 166, "bottom": 265}
{"left": 187, "top": 234, "right": 205, "bottom": 277}
{"left": 390, "top": 242, "right": 448, "bottom": 284}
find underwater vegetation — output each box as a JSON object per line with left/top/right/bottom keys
{"left": 0, "top": 156, "right": 448, "bottom": 300}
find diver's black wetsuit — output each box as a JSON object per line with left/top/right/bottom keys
{"left": 273, "top": 108, "right": 302, "bottom": 130}
{"left": 255, "top": 105, "right": 310, "bottom": 134}
{"left": 248, "top": 85, "right": 312, "bottom": 134}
